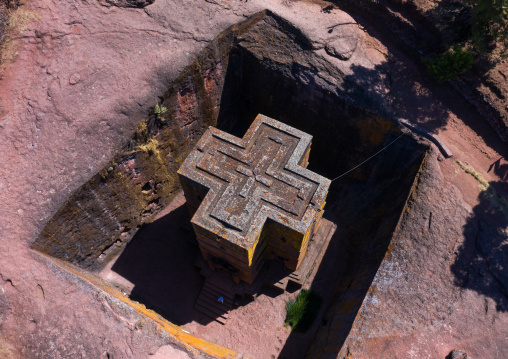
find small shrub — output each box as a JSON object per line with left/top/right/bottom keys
{"left": 285, "top": 290, "right": 308, "bottom": 330}
{"left": 284, "top": 289, "right": 322, "bottom": 332}
{"left": 425, "top": 45, "right": 474, "bottom": 82}
{"left": 464, "top": 0, "right": 508, "bottom": 54}
{"left": 154, "top": 104, "right": 167, "bottom": 123}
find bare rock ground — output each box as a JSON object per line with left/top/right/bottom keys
{"left": 320, "top": 152, "right": 508, "bottom": 359}
{"left": 0, "top": 0, "right": 507, "bottom": 358}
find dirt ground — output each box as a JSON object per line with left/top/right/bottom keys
{"left": 185, "top": 288, "right": 293, "bottom": 359}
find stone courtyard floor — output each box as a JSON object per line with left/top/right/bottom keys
{"left": 99, "top": 192, "right": 342, "bottom": 359}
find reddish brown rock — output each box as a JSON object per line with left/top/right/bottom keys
{"left": 0, "top": 0, "right": 507, "bottom": 358}
{"left": 447, "top": 349, "right": 473, "bottom": 359}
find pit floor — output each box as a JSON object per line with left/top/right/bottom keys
{"left": 99, "top": 192, "right": 344, "bottom": 359}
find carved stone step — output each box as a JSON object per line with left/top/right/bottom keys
{"left": 194, "top": 277, "right": 235, "bottom": 325}
{"left": 199, "top": 288, "right": 233, "bottom": 308}
{"left": 194, "top": 303, "right": 228, "bottom": 325}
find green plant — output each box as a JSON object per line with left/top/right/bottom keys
{"left": 465, "top": 0, "right": 508, "bottom": 53}
{"left": 285, "top": 290, "right": 308, "bottom": 330}
{"left": 284, "top": 289, "right": 322, "bottom": 332}
{"left": 425, "top": 45, "right": 474, "bottom": 82}
{"left": 154, "top": 103, "right": 167, "bottom": 123}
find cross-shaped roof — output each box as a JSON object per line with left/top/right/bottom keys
{"left": 178, "top": 115, "right": 330, "bottom": 255}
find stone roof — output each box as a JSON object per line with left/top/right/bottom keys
{"left": 177, "top": 114, "right": 330, "bottom": 249}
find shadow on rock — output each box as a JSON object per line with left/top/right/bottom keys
{"left": 109, "top": 200, "right": 292, "bottom": 326}
{"left": 452, "top": 181, "right": 508, "bottom": 311}
{"left": 343, "top": 60, "right": 451, "bottom": 133}
{"left": 341, "top": 56, "right": 508, "bottom": 160}
{"left": 110, "top": 203, "right": 210, "bottom": 325}
{"left": 488, "top": 157, "right": 508, "bottom": 182}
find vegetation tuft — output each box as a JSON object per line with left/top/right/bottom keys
{"left": 464, "top": 0, "right": 508, "bottom": 54}
{"left": 456, "top": 161, "right": 508, "bottom": 217}
{"left": 154, "top": 103, "right": 167, "bottom": 124}
{"left": 137, "top": 138, "right": 161, "bottom": 158}
{"left": 423, "top": 1, "right": 507, "bottom": 81}
{"left": 284, "top": 289, "right": 322, "bottom": 332}
{"left": 154, "top": 103, "right": 167, "bottom": 115}
{"left": 424, "top": 45, "right": 474, "bottom": 82}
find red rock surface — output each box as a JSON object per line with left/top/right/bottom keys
{"left": 0, "top": 0, "right": 507, "bottom": 358}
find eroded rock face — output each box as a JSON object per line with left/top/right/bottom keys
{"left": 308, "top": 152, "right": 508, "bottom": 359}
{"left": 452, "top": 181, "right": 508, "bottom": 311}
{"left": 333, "top": 0, "right": 508, "bottom": 143}
{"left": 28, "top": 11, "right": 257, "bottom": 270}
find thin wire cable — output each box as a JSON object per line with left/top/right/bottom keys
{"left": 331, "top": 133, "right": 405, "bottom": 182}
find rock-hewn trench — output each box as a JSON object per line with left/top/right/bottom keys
{"left": 31, "top": 10, "right": 430, "bottom": 356}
